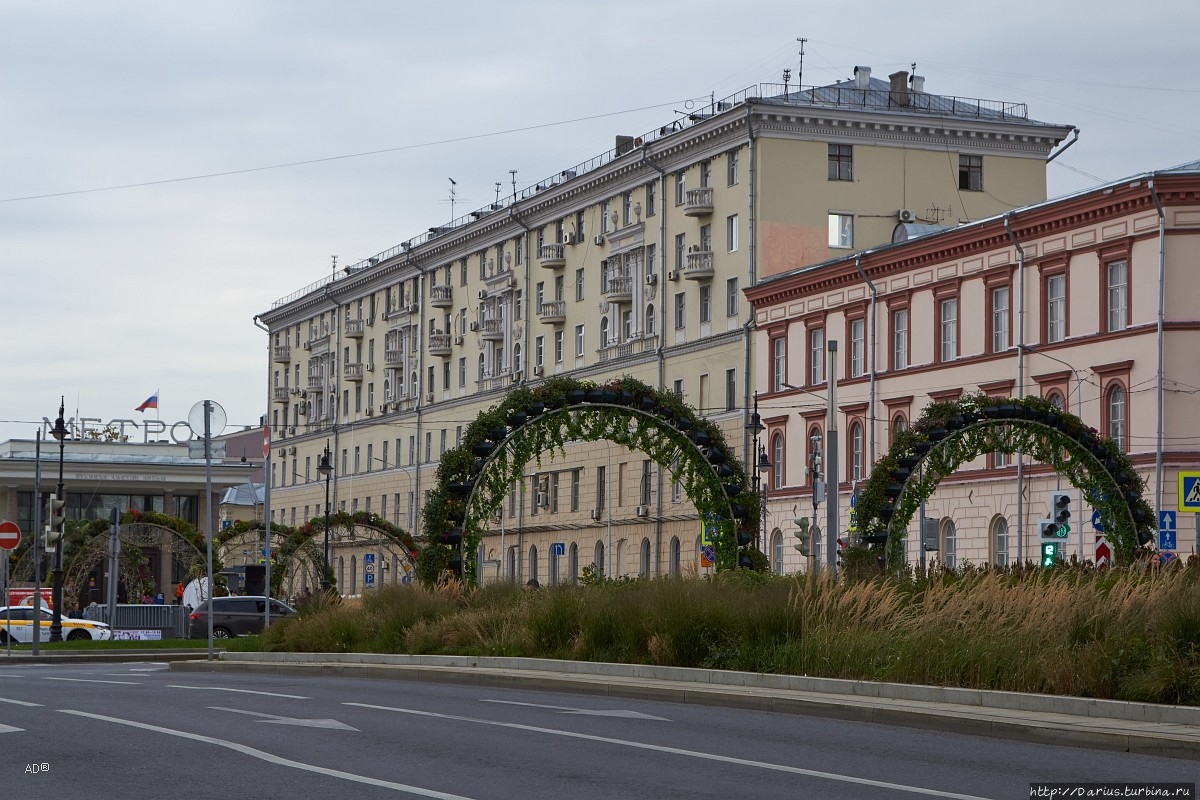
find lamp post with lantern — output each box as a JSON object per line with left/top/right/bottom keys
{"left": 317, "top": 444, "right": 333, "bottom": 592}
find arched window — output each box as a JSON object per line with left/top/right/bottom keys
{"left": 528, "top": 545, "right": 539, "bottom": 585}
{"left": 1047, "top": 391, "right": 1065, "bottom": 411}
{"left": 1107, "top": 384, "right": 1126, "bottom": 451}
{"left": 891, "top": 415, "right": 907, "bottom": 446}
{"left": 669, "top": 536, "right": 681, "bottom": 578}
{"left": 568, "top": 542, "right": 579, "bottom": 584}
{"left": 337, "top": 556, "right": 345, "bottom": 594}
{"left": 646, "top": 304, "right": 655, "bottom": 336}
{"left": 942, "top": 519, "right": 957, "bottom": 570}
{"left": 850, "top": 422, "right": 864, "bottom": 482}
{"left": 771, "top": 433, "right": 784, "bottom": 490}
{"left": 383, "top": 377, "right": 391, "bottom": 401}
{"left": 594, "top": 541, "right": 605, "bottom": 578}
{"left": 639, "top": 537, "right": 651, "bottom": 577}
{"left": 548, "top": 544, "right": 559, "bottom": 586}
{"left": 771, "top": 529, "right": 784, "bottom": 574}
{"left": 992, "top": 517, "right": 1009, "bottom": 567}
{"left": 614, "top": 540, "right": 624, "bottom": 577}
{"left": 507, "top": 545, "right": 518, "bottom": 582}
{"left": 391, "top": 554, "right": 399, "bottom": 585}
{"left": 600, "top": 316, "right": 610, "bottom": 349}
{"left": 350, "top": 555, "right": 357, "bottom": 595}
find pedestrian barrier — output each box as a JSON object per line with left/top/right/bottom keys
{"left": 82, "top": 604, "right": 189, "bottom": 639}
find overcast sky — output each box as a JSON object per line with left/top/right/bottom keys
{"left": 2, "top": 1, "right": 1196, "bottom": 444}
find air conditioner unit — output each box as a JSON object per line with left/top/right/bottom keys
{"left": 469, "top": 321, "right": 480, "bottom": 331}
{"left": 298, "top": 405, "right": 307, "bottom": 416}
{"left": 277, "top": 447, "right": 287, "bottom": 457}
{"left": 533, "top": 365, "right": 544, "bottom": 377}
{"left": 379, "top": 402, "right": 389, "bottom": 414}
{"left": 288, "top": 446, "right": 297, "bottom": 456}
{"left": 366, "top": 363, "right": 375, "bottom": 372}
{"left": 454, "top": 335, "right": 464, "bottom": 345}
{"left": 668, "top": 270, "right": 680, "bottom": 281}
{"left": 645, "top": 274, "right": 657, "bottom": 285}
{"left": 590, "top": 509, "right": 602, "bottom": 521}
{"left": 365, "top": 406, "right": 374, "bottom": 417}
{"left": 536, "top": 491, "right": 548, "bottom": 508}
{"left": 288, "top": 427, "right": 296, "bottom": 436}
{"left": 406, "top": 303, "right": 419, "bottom": 314}
{"left": 635, "top": 505, "right": 649, "bottom": 518}
{"left": 478, "top": 290, "right": 488, "bottom": 300}
{"left": 425, "top": 392, "right": 434, "bottom": 403}
{"left": 302, "top": 341, "right": 311, "bottom": 350}
{"left": 898, "top": 209, "right": 916, "bottom": 223}
{"left": 593, "top": 234, "right": 605, "bottom": 246}
{"left": 512, "top": 371, "right": 523, "bottom": 383}
{"left": 563, "top": 232, "right": 576, "bottom": 245}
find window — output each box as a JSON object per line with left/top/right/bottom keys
{"left": 674, "top": 233, "right": 686, "bottom": 271}
{"left": 699, "top": 223, "right": 711, "bottom": 253}
{"left": 771, "top": 433, "right": 784, "bottom": 490}
{"left": 575, "top": 268, "right": 585, "bottom": 302}
{"left": 699, "top": 285, "right": 711, "bottom": 324}
{"left": 674, "top": 292, "right": 686, "bottom": 329}
{"left": 939, "top": 298, "right": 958, "bottom": 362}
{"left": 554, "top": 330, "right": 564, "bottom": 363}
{"left": 641, "top": 460, "right": 651, "bottom": 506}
{"left": 849, "top": 318, "right": 865, "bottom": 378}
{"left": 727, "top": 150, "right": 739, "bottom": 186}
{"left": 646, "top": 304, "right": 655, "bottom": 336}
{"left": 891, "top": 309, "right": 908, "bottom": 370}
{"left": 771, "top": 336, "right": 786, "bottom": 392}
{"left": 726, "top": 368, "right": 736, "bottom": 412}
{"left": 623, "top": 192, "right": 633, "bottom": 225}
{"left": 828, "top": 213, "right": 853, "bottom": 248}
{"left": 1107, "top": 384, "right": 1126, "bottom": 451}
{"left": 959, "top": 155, "right": 983, "bottom": 191}
{"left": 596, "top": 465, "right": 606, "bottom": 510}
{"left": 1107, "top": 260, "right": 1128, "bottom": 332}
{"left": 809, "top": 327, "right": 824, "bottom": 385}
{"left": 726, "top": 277, "right": 739, "bottom": 317}
{"left": 600, "top": 200, "right": 609, "bottom": 233}
{"left": 699, "top": 160, "right": 711, "bottom": 188}
{"left": 943, "top": 521, "right": 957, "bottom": 569}
{"left": 1047, "top": 274, "right": 1066, "bottom": 343}
{"left": 991, "top": 286, "right": 1010, "bottom": 353}
{"left": 674, "top": 172, "right": 685, "bottom": 205}
{"left": 574, "top": 325, "right": 585, "bottom": 357}
{"left": 458, "top": 357, "right": 466, "bottom": 387}
{"left": 639, "top": 538, "right": 651, "bottom": 578}
{"left": 726, "top": 214, "right": 738, "bottom": 252}
{"left": 535, "top": 335, "right": 544, "bottom": 369}
{"left": 646, "top": 182, "right": 656, "bottom": 217}
{"left": 992, "top": 517, "right": 1009, "bottom": 567}
{"left": 891, "top": 415, "right": 907, "bottom": 445}
{"left": 828, "top": 144, "right": 853, "bottom": 181}
{"left": 850, "top": 422, "right": 864, "bottom": 481}
{"left": 600, "top": 316, "right": 610, "bottom": 349}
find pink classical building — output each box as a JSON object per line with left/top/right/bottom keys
{"left": 746, "top": 161, "right": 1200, "bottom": 572}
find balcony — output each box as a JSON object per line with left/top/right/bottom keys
{"left": 538, "top": 300, "right": 566, "bottom": 324}
{"left": 685, "top": 250, "right": 714, "bottom": 280}
{"left": 272, "top": 345, "right": 291, "bottom": 363}
{"left": 344, "top": 319, "right": 365, "bottom": 338}
{"left": 538, "top": 243, "right": 566, "bottom": 269}
{"left": 603, "top": 275, "right": 633, "bottom": 302}
{"left": 344, "top": 362, "right": 364, "bottom": 382}
{"left": 384, "top": 346, "right": 404, "bottom": 365}
{"left": 684, "top": 187, "right": 713, "bottom": 217}
{"left": 428, "top": 333, "right": 452, "bottom": 357}
{"left": 272, "top": 387, "right": 290, "bottom": 404}
{"left": 597, "top": 335, "right": 657, "bottom": 364}
{"left": 430, "top": 285, "right": 453, "bottom": 309}
{"left": 480, "top": 318, "right": 505, "bottom": 341}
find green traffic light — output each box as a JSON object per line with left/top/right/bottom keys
{"left": 1055, "top": 524, "right": 1070, "bottom": 539}
{"left": 1041, "top": 542, "right": 1057, "bottom": 567}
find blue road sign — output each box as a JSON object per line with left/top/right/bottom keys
{"left": 1159, "top": 530, "right": 1177, "bottom": 550}
{"left": 552, "top": 542, "right": 566, "bottom": 556}
{"left": 364, "top": 572, "right": 375, "bottom": 585}
{"left": 1160, "top": 510, "right": 1177, "bottom": 531}
{"left": 701, "top": 545, "right": 715, "bottom": 563}
{"left": 365, "top": 553, "right": 375, "bottom": 564}
{"left": 849, "top": 492, "right": 858, "bottom": 508}
{"left": 1091, "top": 509, "right": 1104, "bottom": 533}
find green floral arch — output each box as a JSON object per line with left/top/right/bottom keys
{"left": 417, "top": 376, "right": 761, "bottom": 585}
{"left": 856, "top": 393, "right": 1154, "bottom": 566}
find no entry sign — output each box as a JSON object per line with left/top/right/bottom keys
{"left": 0, "top": 520, "right": 21, "bottom": 550}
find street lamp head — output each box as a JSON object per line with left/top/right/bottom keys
{"left": 745, "top": 410, "right": 764, "bottom": 436}
{"left": 317, "top": 444, "right": 333, "bottom": 479}
{"left": 756, "top": 445, "right": 772, "bottom": 472}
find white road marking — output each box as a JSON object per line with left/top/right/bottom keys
{"left": 124, "top": 667, "right": 168, "bottom": 672}
{"left": 209, "top": 706, "right": 358, "bottom": 731}
{"left": 169, "top": 684, "right": 309, "bottom": 699}
{"left": 346, "top": 703, "right": 997, "bottom": 800}
{"left": 0, "top": 697, "right": 42, "bottom": 707}
{"left": 479, "top": 699, "right": 669, "bottom": 721}
{"left": 58, "top": 709, "right": 475, "bottom": 799}
{"left": 43, "top": 677, "right": 141, "bottom": 685}
{"left": 0, "top": 723, "right": 23, "bottom": 734}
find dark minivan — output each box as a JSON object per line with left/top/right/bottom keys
{"left": 188, "top": 597, "right": 295, "bottom": 638}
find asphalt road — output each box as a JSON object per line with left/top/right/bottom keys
{"left": 1, "top": 660, "right": 1196, "bottom": 799}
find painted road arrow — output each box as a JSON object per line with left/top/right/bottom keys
{"left": 209, "top": 706, "right": 359, "bottom": 730}
{"left": 479, "top": 699, "right": 669, "bottom": 721}
{"left": 1, "top": 724, "right": 24, "bottom": 734}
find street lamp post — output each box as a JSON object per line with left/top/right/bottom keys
{"left": 756, "top": 444, "right": 772, "bottom": 563}
{"left": 49, "top": 398, "right": 67, "bottom": 642}
{"left": 745, "top": 393, "right": 766, "bottom": 553}
{"left": 317, "top": 443, "right": 333, "bottom": 592}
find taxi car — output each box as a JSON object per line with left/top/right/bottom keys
{"left": 0, "top": 606, "right": 113, "bottom": 642}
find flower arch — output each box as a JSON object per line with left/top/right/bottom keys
{"left": 855, "top": 393, "right": 1154, "bottom": 566}
{"left": 416, "top": 375, "right": 761, "bottom": 585}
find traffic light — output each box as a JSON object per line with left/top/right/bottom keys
{"left": 1050, "top": 492, "right": 1072, "bottom": 536}
{"left": 836, "top": 535, "right": 849, "bottom": 566}
{"left": 1040, "top": 541, "right": 1058, "bottom": 568}
{"left": 440, "top": 526, "right": 463, "bottom": 577}
{"left": 794, "top": 518, "right": 811, "bottom": 557}
{"left": 1038, "top": 520, "right": 1063, "bottom": 541}
{"left": 735, "top": 526, "right": 754, "bottom": 568}
{"left": 44, "top": 494, "right": 66, "bottom": 553}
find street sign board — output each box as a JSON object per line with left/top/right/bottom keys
{"left": 1091, "top": 509, "right": 1104, "bottom": 532}
{"left": 1159, "top": 530, "right": 1177, "bottom": 550}
{"left": 262, "top": 425, "right": 271, "bottom": 459}
{"left": 364, "top": 572, "right": 375, "bottom": 586}
{"left": 1179, "top": 473, "right": 1200, "bottom": 512}
{"left": 1159, "top": 510, "right": 1177, "bottom": 531}
{"left": 700, "top": 545, "right": 715, "bottom": 567}
{"left": 551, "top": 542, "right": 565, "bottom": 556}
{"left": 0, "top": 520, "right": 20, "bottom": 550}
{"left": 188, "top": 440, "right": 227, "bottom": 459}
{"left": 364, "top": 553, "right": 375, "bottom": 564}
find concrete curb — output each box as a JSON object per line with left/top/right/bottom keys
{"left": 171, "top": 653, "right": 1200, "bottom": 760}
{"left": 2, "top": 649, "right": 215, "bottom": 664}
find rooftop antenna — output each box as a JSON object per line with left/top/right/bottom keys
{"left": 331, "top": 255, "right": 337, "bottom": 282}
{"left": 910, "top": 61, "right": 918, "bottom": 85}
{"left": 796, "top": 37, "right": 807, "bottom": 87}
{"left": 447, "top": 178, "right": 458, "bottom": 220}
{"left": 782, "top": 68, "right": 791, "bottom": 97}
{"left": 509, "top": 170, "right": 518, "bottom": 202}
{"left": 494, "top": 182, "right": 502, "bottom": 206}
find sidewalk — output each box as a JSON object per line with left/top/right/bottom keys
{"left": 172, "top": 653, "right": 1200, "bottom": 760}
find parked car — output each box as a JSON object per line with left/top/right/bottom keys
{"left": 0, "top": 606, "right": 112, "bottom": 642}
{"left": 187, "top": 597, "right": 295, "bottom": 639}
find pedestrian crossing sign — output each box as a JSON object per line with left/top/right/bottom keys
{"left": 1179, "top": 472, "right": 1200, "bottom": 512}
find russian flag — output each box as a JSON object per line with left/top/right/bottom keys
{"left": 135, "top": 390, "right": 159, "bottom": 413}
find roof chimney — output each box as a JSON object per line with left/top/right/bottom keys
{"left": 911, "top": 74, "right": 925, "bottom": 93}
{"left": 853, "top": 66, "right": 871, "bottom": 90}
{"left": 888, "top": 70, "right": 910, "bottom": 106}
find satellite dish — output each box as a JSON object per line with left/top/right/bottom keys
{"left": 187, "top": 400, "right": 227, "bottom": 439}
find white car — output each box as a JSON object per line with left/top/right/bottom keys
{"left": 0, "top": 606, "right": 113, "bottom": 642}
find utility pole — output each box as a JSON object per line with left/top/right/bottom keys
{"left": 825, "top": 340, "right": 839, "bottom": 576}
